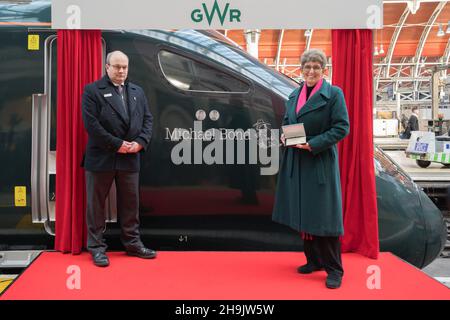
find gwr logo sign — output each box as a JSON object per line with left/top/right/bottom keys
{"left": 191, "top": 0, "right": 241, "bottom": 26}
{"left": 54, "top": 0, "right": 382, "bottom": 30}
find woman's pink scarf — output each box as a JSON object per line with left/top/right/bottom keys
{"left": 296, "top": 78, "right": 323, "bottom": 114}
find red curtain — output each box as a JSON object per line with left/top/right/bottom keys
{"left": 332, "top": 29, "right": 379, "bottom": 259}
{"left": 55, "top": 30, "right": 102, "bottom": 254}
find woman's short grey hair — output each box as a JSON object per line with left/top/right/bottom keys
{"left": 301, "top": 49, "right": 327, "bottom": 69}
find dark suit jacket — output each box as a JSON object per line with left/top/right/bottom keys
{"left": 81, "top": 75, "right": 153, "bottom": 172}
{"left": 404, "top": 113, "right": 419, "bottom": 139}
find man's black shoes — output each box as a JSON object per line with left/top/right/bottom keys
{"left": 297, "top": 263, "right": 324, "bottom": 274}
{"left": 127, "top": 247, "right": 157, "bottom": 259}
{"left": 92, "top": 252, "right": 109, "bottom": 267}
{"left": 325, "top": 274, "right": 342, "bottom": 289}
{"left": 91, "top": 248, "right": 156, "bottom": 266}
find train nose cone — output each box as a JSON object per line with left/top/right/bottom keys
{"left": 419, "top": 190, "right": 447, "bottom": 268}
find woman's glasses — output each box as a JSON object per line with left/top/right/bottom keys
{"left": 302, "top": 65, "right": 322, "bottom": 72}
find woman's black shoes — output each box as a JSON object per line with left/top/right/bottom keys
{"left": 325, "top": 274, "right": 342, "bottom": 289}
{"left": 298, "top": 264, "right": 342, "bottom": 288}
{"left": 297, "top": 263, "right": 324, "bottom": 274}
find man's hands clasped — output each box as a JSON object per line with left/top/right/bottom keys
{"left": 117, "top": 141, "right": 143, "bottom": 154}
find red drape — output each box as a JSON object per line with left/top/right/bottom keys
{"left": 332, "top": 29, "right": 379, "bottom": 259}
{"left": 55, "top": 30, "right": 102, "bottom": 254}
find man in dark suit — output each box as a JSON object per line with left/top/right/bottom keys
{"left": 82, "top": 50, "right": 156, "bottom": 267}
{"left": 403, "top": 106, "right": 420, "bottom": 139}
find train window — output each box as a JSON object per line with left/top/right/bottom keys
{"left": 374, "top": 146, "right": 414, "bottom": 188}
{"left": 158, "top": 50, "right": 250, "bottom": 93}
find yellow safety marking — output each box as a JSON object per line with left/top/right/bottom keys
{"left": 28, "top": 34, "right": 39, "bottom": 50}
{"left": 14, "top": 186, "right": 27, "bottom": 207}
{"left": 0, "top": 279, "right": 14, "bottom": 294}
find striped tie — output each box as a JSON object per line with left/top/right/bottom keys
{"left": 118, "top": 85, "right": 127, "bottom": 116}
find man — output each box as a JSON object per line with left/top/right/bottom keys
{"left": 82, "top": 50, "right": 155, "bottom": 267}
{"left": 403, "top": 106, "right": 420, "bottom": 139}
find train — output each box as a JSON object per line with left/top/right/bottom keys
{"left": 0, "top": 0, "right": 446, "bottom": 268}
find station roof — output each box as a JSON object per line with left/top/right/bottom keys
{"left": 222, "top": 1, "right": 450, "bottom": 81}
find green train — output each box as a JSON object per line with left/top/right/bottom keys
{"left": 0, "top": 0, "right": 446, "bottom": 268}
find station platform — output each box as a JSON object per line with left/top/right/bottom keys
{"left": 375, "top": 135, "right": 450, "bottom": 185}
{"left": 374, "top": 137, "right": 409, "bottom": 150}
{"left": 1, "top": 251, "right": 449, "bottom": 300}
{"left": 384, "top": 150, "right": 450, "bottom": 186}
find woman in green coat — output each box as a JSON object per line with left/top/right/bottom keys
{"left": 272, "top": 49, "right": 350, "bottom": 289}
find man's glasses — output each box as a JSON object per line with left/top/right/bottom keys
{"left": 302, "top": 65, "right": 322, "bottom": 72}
{"left": 109, "top": 64, "right": 128, "bottom": 71}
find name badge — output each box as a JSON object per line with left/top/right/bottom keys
{"left": 103, "top": 93, "right": 112, "bottom": 97}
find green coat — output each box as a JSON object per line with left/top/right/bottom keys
{"left": 272, "top": 80, "right": 350, "bottom": 236}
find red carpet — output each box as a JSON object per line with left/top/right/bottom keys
{"left": 1, "top": 252, "right": 449, "bottom": 300}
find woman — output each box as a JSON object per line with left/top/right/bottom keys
{"left": 272, "top": 49, "right": 350, "bottom": 289}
